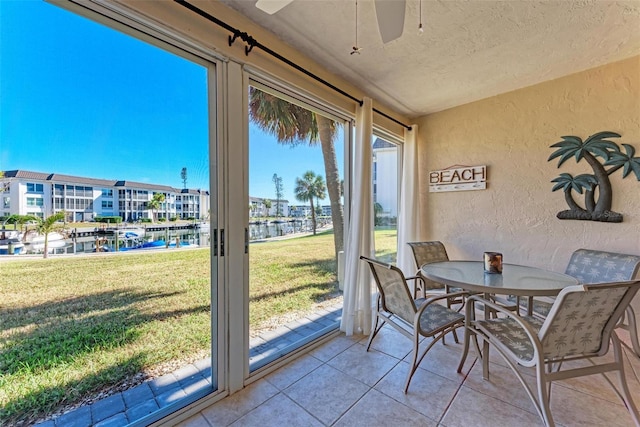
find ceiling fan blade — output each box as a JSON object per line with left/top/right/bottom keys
{"left": 255, "top": 0, "right": 295, "bottom": 15}
{"left": 374, "top": 0, "right": 406, "bottom": 43}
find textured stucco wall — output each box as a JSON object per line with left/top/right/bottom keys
{"left": 417, "top": 56, "right": 640, "bottom": 272}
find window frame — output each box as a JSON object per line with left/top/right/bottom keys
{"left": 25, "top": 1, "right": 225, "bottom": 425}
{"left": 47, "top": 0, "right": 407, "bottom": 424}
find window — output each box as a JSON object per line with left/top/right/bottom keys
{"left": 3, "top": 196, "right": 11, "bottom": 208}
{"left": 246, "top": 83, "right": 347, "bottom": 371}
{"left": 1, "top": 2, "right": 214, "bottom": 426}
{"left": 26, "top": 183, "right": 44, "bottom": 192}
{"left": 372, "top": 136, "right": 399, "bottom": 263}
{"left": 26, "top": 197, "right": 44, "bottom": 207}
{"left": 102, "top": 200, "right": 113, "bottom": 209}
{"left": 78, "top": 186, "right": 92, "bottom": 197}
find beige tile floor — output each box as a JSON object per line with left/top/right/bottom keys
{"left": 178, "top": 326, "right": 640, "bottom": 427}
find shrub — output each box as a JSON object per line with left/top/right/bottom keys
{"left": 95, "top": 216, "right": 122, "bottom": 224}
{"left": 141, "top": 218, "right": 152, "bottom": 223}
{"left": 158, "top": 217, "right": 166, "bottom": 222}
{"left": 169, "top": 216, "right": 178, "bottom": 222}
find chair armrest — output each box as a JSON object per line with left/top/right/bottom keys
{"left": 416, "top": 291, "right": 469, "bottom": 314}
{"left": 407, "top": 274, "right": 426, "bottom": 299}
{"left": 466, "top": 294, "right": 543, "bottom": 356}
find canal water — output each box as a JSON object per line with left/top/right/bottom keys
{"left": 65, "top": 227, "right": 210, "bottom": 255}
{"left": 248, "top": 218, "right": 324, "bottom": 240}
{"left": 47, "top": 219, "right": 326, "bottom": 255}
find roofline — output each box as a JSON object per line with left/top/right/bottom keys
{"left": 1, "top": 169, "right": 208, "bottom": 195}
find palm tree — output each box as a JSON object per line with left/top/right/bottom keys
{"left": 374, "top": 202, "right": 384, "bottom": 226}
{"left": 5, "top": 214, "right": 39, "bottom": 237}
{"left": 4, "top": 214, "right": 24, "bottom": 231}
{"left": 148, "top": 193, "right": 166, "bottom": 222}
{"left": 294, "top": 171, "right": 326, "bottom": 235}
{"left": 249, "top": 88, "right": 344, "bottom": 258}
{"left": 36, "top": 211, "right": 66, "bottom": 258}
{"left": 263, "top": 198, "right": 272, "bottom": 217}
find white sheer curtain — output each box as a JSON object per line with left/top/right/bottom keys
{"left": 340, "top": 97, "right": 373, "bottom": 336}
{"left": 397, "top": 125, "right": 422, "bottom": 278}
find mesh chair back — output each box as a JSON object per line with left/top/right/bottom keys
{"left": 408, "top": 241, "right": 449, "bottom": 290}
{"left": 539, "top": 281, "right": 640, "bottom": 359}
{"left": 565, "top": 249, "right": 640, "bottom": 283}
{"left": 361, "top": 256, "right": 417, "bottom": 324}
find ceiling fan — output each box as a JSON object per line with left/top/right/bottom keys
{"left": 255, "top": 0, "right": 407, "bottom": 44}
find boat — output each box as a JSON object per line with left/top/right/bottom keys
{"left": 196, "top": 222, "right": 210, "bottom": 233}
{"left": 96, "top": 226, "right": 145, "bottom": 239}
{"left": 117, "top": 239, "right": 193, "bottom": 251}
{"left": 117, "top": 227, "right": 145, "bottom": 238}
{"left": 0, "top": 231, "right": 25, "bottom": 255}
{"left": 24, "top": 231, "right": 68, "bottom": 252}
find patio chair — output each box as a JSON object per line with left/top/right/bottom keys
{"left": 407, "top": 241, "right": 464, "bottom": 308}
{"left": 463, "top": 280, "right": 640, "bottom": 427}
{"left": 513, "top": 249, "right": 640, "bottom": 357}
{"left": 360, "top": 255, "right": 466, "bottom": 393}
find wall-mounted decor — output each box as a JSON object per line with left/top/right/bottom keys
{"left": 429, "top": 165, "right": 486, "bottom": 192}
{"left": 549, "top": 131, "right": 640, "bottom": 223}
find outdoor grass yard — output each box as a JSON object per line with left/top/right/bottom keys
{"left": 0, "top": 229, "right": 397, "bottom": 425}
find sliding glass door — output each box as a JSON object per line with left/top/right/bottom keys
{"left": 0, "top": 3, "right": 218, "bottom": 425}
{"left": 246, "top": 83, "right": 348, "bottom": 371}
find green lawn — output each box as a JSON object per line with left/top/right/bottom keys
{"left": 0, "top": 229, "right": 397, "bottom": 425}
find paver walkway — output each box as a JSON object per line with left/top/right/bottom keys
{"left": 35, "top": 305, "right": 342, "bottom": 427}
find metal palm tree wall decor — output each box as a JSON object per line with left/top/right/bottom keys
{"left": 549, "top": 131, "right": 640, "bottom": 222}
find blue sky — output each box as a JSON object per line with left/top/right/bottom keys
{"left": 0, "top": 1, "right": 343, "bottom": 203}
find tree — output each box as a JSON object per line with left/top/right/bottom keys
{"left": 3, "top": 214, "right": 38, "bottom": 236}
{"left": 294, "top": 171, "right": 326, "bottom": 235}
{"left": 148, "top": 193, "right": 166, "bottom": 222}
{"left": 36, "top": 211, "right": 66, "bottom": 259}
{"left": 272, "top": 173, "right": 284, "bottom": 217}
{"left": 249, "top": 88, "right": 344, "bottom": 258}
{"left": 548, "top": 131, "right": 640, "bottom": 222}
{"left": 181, "top": 167, "right": 188, "bottom": 189}
{"left": 374, "top": 202, "right": 384, "bottom": 226}
{"left": 263, "top": 198, "right": 272, "bottom": 217}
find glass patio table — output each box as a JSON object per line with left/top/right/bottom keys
{"left": 421, "top": 260, "right": 579, "bottom": 298}
{"left": 421, "top": 261, "right": 580, "bottom": 371}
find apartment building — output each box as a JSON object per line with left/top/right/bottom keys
{"left": 248, "top": 196, "right": 290, "bottom": 218}
{"left": 0, "top": 170, "right": 210, "bottom": 222}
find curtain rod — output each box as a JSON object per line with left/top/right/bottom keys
{"left": 175, "top": 0, "right": 412, "bottom": 131}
